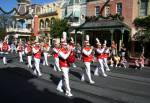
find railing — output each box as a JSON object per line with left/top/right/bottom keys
{"left": 6, "top": 28, "right": 31, "bottom": 33}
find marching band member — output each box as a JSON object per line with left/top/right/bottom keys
{"left": 81, "top": 35, "right": 95, "bottom": 84}
{"left": 103, "top": 40, "right": 110, "bottom": 72}
{"left": 52, "top": 39, "right": 61, "bottom": 71}
{"left": 56, "top": 32, "right": 73, "bottom": 97}
{"left": 2, "top": 37, "right": 11, "bottom": 65}
{"left": 17, "top": 39, "right": 24, "bottom": 62}
{"left": 43, "top": 41, "right": 50, "bottom": 66}
{"left": 32, "top": 41, "right": 42, "bottom": 76}
{"left": 25, "top": 41, "right": 33, "bottom": 68}
{"left": 68, "top": 37, "right": 77, "bottom": 68}
{"left": 94, "top": 38, "right": 107, "bottom": 77}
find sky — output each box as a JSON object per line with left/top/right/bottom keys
{"left": 0, "top": 0, "right": 55, "bottom": 11}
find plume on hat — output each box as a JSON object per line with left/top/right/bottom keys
{"left": 63, "top": 32, "right": 67, "bottom": 42}
{"left": 85, "top": 35, "right": 89, "bottom": 41}
{"left": 4, "top": 35, "right": 9, "bottom": 41}
{"left": 96, "top": 38, "right": 101, "bottom": 45}
{"left": 70, "top": 37, "right": 74, "bottom": 43}
{"left": 104, "top": 40, "right": 107, "bottom": 44}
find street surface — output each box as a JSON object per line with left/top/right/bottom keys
{"left": 0, "top": 53, "right": 150, "bottom": 103}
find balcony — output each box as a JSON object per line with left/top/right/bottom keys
{"left": 6, "top": 27, "right": 31, "bottom": 33}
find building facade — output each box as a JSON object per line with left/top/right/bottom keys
{"left": 61, "top": 0, "right": 86, "bottom": 34}
{"left": 84, "top": 0, "right": 150, "bottom": 55}
{"left": 37, "top": 1, "right": 62, "bottom": 38}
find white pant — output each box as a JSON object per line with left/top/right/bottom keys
{"left": 19, "top": 52, "right": 23, "bottom": 62}
{"left": 94, "top": 59, "right": 107, "bottom": 76}
{"left": 27, "top": 56, "right": 32, "bottom": 68}
{"left": 3, "top": 53, "right": 8, "bottom": 64}
{"left": 54, "top": 57, "right": 61, "bottom": 71}
{"left": 81, "top": 62, "right": 93, "bottom": 82}
{"left": 57, "top": 67, "right": 71, "bottom": 94}
{"left": 34, "top": 58, "right": 42, "bottom": 76}
{"left": 43, "top": 52, "right": 49, "bottom": 66}
{"left": 3, "top": 57, "right": 7, "bottom": 64}
{"left": 103, "top": 58, "right": 110, "bottom": 70}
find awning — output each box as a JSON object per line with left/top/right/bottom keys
{"left": 77, "top": 19, "right": 131, "bottom": 31}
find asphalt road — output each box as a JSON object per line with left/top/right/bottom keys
{"left": 0, "top": 53, "right": 150, "bottom": 103}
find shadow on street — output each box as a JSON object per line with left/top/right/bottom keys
{"left": 0, "top": 67, "right": 92, "bottom": 103}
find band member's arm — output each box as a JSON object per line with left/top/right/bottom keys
{"left": 33, "top": 47, "right": 39, "bottom": 54}
{"left": 53, "top": 48, "right": 59, "bottom": 53}
{"left": 16, "top": 46, "right": 19, "bottom": 51}
{"left": 96, "top": 48, "right": 104, "bottom": 54}
{"left": 25, "top": 48, "right": 28, "bottom": 54}
{"left": 8, "top": 45, "right": 11, "bottom": 51}
{"left": 82, "top": 48, "right": 92, "bottom": 56}
{"left": 59, "top": 51, "right": 71, "bottom": 60}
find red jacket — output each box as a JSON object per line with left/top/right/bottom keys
{"left": 33, "top": 45, "right": 41, "bottom": 59}
{"left": 82, "top": 47, "right": 93, "bottom": 62}
{"left": 59, "top": 48, "right": 70, "bottom": 68}
{"left": 53, "top": 47, "right": 59, "bottom": 58}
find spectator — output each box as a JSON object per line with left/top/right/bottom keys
{"left": 76, "top": 43, "right": 81, "bottom": 60}
{"left": 119, "top": 56, "right": 127, "bottom": 68}
{"left": 120, "top": 43, "right": 126, "bottom": 57}
{"left": 135, "top": 53, "right": 145, "bottom": 70}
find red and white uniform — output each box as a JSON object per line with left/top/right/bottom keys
{"left": 81, "top": 46, "right": 95, "bottom": 84}
{"left": 103, "top": 47, "right": 110, "bottom": 71}
{"left": 59, "top": 47, "right": 70, "bottom": 68}
{"left": 2, "top": 42, "right": 11, "bottom": 64}
{"left": 57, "top": 47, "right": 72, "bottom": 96}
{"left": 17, "top": 44, "right": 24, "bottom": 52}
{"left": 68, "top": 44, "right": 76, "bottom": 68}
{"left": 53, "top": 47, "right": 61, "bottom": 71}
{"left": 2, "top": 42, "right": 11, "bottom": 53}
{"left": 82, "top": 47, "right": 93, "bottom": 62}
{"left": 25, "top": 45, "right": 32, "bottom": 56}
{"left": 25, "top": 44, "right": 32, "bottom": 68}
{"left": 17, "top": 44, "right": 24, "bottom": 62}
{"left": 33, "top": 44, "right": 42, "bottom": 76}
{"left": 94, "top": 47, "right": 107, "bottom": 77}
{"left": 33, "top": 45, "right": 41, "bottom": 59}
{"left": 43, "top": 43, "right": 50, "bottom": 66}
{"left": 53, "top": 47, "right": 59, "bottom": 58}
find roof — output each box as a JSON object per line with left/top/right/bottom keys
{"left": 78, "top": 19, "right": 131, "bottom": 31}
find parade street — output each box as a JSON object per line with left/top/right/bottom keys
{"left": 0, "top": 53, "right": 150, "bottom": 103}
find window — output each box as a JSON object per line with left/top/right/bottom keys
{"left": 95, "top": 6, "right": 100, "bottom": 17}
{"left": 116, "top": 3, "right": 122, "bottom": 15}
{"left": 105, "top": 6, "right": 110, "bottom": 17}
{"left": 74, "top": 0, "right": 79, "bottom": 4}
{"left": 140, "top": 0, "right": 148, "bottom": 16}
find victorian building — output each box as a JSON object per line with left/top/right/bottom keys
{"left": 76, "top": 0, "right": 150, "bottom": 56}
{"left": 37, "top": 1, "right": 62, "bottom": 38}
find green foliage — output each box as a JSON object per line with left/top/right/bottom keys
{"left": 134, "top": 16, "right": 150, "bottom": 29}
{"left": 50, "top": 18, "right": 70, "bottom": 39}
{"left": 0, "top": 28, "right": 5, "bottom": 40}
{"left": 133, "top": 15, "right": 150, "bottom": 42}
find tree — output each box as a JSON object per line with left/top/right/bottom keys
{"left": 133, "top": 15, "right": 150, "bottom": 42}
{"left": 133, "top": 15, "right": 150, "bottom": 58}
{"left": 50, "top": 18, "right": 70, "bottom": 39}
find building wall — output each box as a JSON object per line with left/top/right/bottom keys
{"left": 86, "top": 0, "right": 140, "bottom": 37}
{"left": 37, "top": 1, "right": 62, "bottom": 37}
